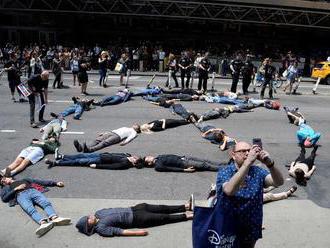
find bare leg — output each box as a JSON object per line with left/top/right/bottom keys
{"left": 10, "top": 159, "right": 32, "bottom": 175}
{"left": 7, "top": 157, "right": 24, "bottom": 171}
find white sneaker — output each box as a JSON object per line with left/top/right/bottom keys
{"left": 35, "top": 222, "right": 54, "bottom": 237}
{"left": 298, "top": 117, "right": 305, "bottom": 126}
{"left": 51, "top": 216, "right": 71, "bottom": 226}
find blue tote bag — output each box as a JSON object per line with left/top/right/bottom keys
{"left": 192, "top": 200, "right": 239, "bottom": 248}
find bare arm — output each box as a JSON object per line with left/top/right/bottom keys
{"left": 259, "top": 150, "right": 284, "bottom": 187}
{"left": 121, "top": 229, "right": 148, "bottom": 236}
{"left": 305, "top": 166, "right": 316, "bottom": 179}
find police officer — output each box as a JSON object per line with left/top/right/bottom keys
{"left": 241, "top": 55, "right": 255, "bottom": 95}
{"left": 198, "top": 52, "right": 211, "bottom": 92}
{"left": 230, "top": 54, "right": 244, "bottom": 93}
{"left": 178, "top": 52, "right": 193, "bottom": 89}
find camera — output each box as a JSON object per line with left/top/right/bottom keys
{"left": 252, "top": 138, "right": 262, "bottom": 148}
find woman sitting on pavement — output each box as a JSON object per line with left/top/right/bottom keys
{"left": 140, "top": 118, "right": 190, "bottom": 134}
{"left": 289, "top": 145, "right": 318, "bottom": 186}
{"left": 0, "top": 175, "right": 71, "bottom": 237}
{"left": 1, "top": 138, "right": 60, "bottom": 176}
{"left": 76, "top": 201, "right": 193, "bottom": 237}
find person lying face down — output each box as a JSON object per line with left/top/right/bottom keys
{"left": 289, "top": 145, "right": 318, "bottom": 186}
{"left": 143, "top": 154, "right": 227, "bottom": 172}
{"left": 76, "top": 202, "right": 193, "bottom": 237}
{"left": 296, "top": 123, "right": 321, "bottom": 148}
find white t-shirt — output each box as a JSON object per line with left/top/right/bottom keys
{"left": 112, "top": 127, "right": 137, "bottom": 144}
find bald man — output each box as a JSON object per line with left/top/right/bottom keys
{"left": 216, "top": 141, "right": 284, "bottom": 248}
{"left": 27, "top": 71, "right": 49, "bottom": 128}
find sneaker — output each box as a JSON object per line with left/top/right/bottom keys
{"left": 51, "top": 217, "right": 71, "bottom": 226}
{"left": 73, "top": 140, "right": 82, "bottom": 152}
{"left": 19, "top": 98, "right": 28, "bottom": 102}
{"left": 50, "top": 112, "right": 58, "bottom": 118}
{"left": 31, "top": 123, "right": 39, "bottom": 128}
{"left": 54, "top": 148, "right": 63, "bottom": 160}
{"left": 287, "top": 185, "right": 298, "bottom": 197}
{"left": 35, "top": 222, "right": 54, "bottom": 237}
{"left": 103, "top": 84, "right": 108, "bottom": 88}
{"left": 188, "top": 194, "right": 195, "bottom": 211}
{"left": 298, "top": 117, "right": 305, "bottom": 126}
{"left": 39, "top": 119, "right": 46, "bottom": 123}
{"left": 83, "top": 143, "right": 90, "bottom": 153}
{"left": 11, "top": 97, "right": 16, "bottom": 102}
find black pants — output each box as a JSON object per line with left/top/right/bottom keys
{"left": 132, "top": 203, "right": 187, "bottom": 228}
{"left": 198, "top": 71, "right": 208, "bottom": 91}
{"left": 53, "top": 73, "right": 61, "bottom": 88}
{"left": 295, "top": 146, "right": 318, "bottom": 170}
{"left": 164, "top": 119, "right": 189, "bottom": 129}
{"left": 166, "top": 70, "right": 179, "bottom": 87}
{"left": 260, "top": 79, "right": 273, "bottom": 98}
{"left": 242, "top": 75, "right": 252, "bottom": 94}
{"left": 28, "top": 93, "right": 45, "bottom": 123}
{"left": 230, "top": 73, "right": 240, "bottom": 93}
{"left": 181, "top": 69, "right": 191, "bottom": 89}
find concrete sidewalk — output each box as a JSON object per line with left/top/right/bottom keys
{"left": 0, "top": 198, "right": 329, "bottom": 248}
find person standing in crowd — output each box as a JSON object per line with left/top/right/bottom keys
{"left": 118, "top": 53, "right": 128, "bottom": 86}
{"left": 51, "top": 53, "right": 64, "bottom": 89}
{"left": 132, "top": 48, "right": 140, "bottom": 71}
{"left": 216, "top": 141, "right": 284, "bottom": 248}
{"left": 0, "top": 175, "right": 71, "bottom": 237}
{"left": 98, "top": 51, "right": 109, "bottom": 88}
{"left": 221, "top": 52, "right": 228, "bottom": 76}
{"left": 70, "top": 54, "right": 80, "bottom": 86}
{"left": 158, "top": 48, "right": 166, "bottom": 72}
{"left": 241, "top": 55, "right": 255, "bottom": 95}
{"left": 152, "top": 50, "right": 159, "bottom": 71}
{"left": 230, "top": 53, "right": 243, "bottom": 93}
{"left": 4, "top": 52, "right": 26, "bottom": 102}
{"left": 78, "top": 55, "right": 90, "bottom": 95}
{"left": 27, "top": 71, "right": 49, "bottom": 128}
{"left": 260, "top": 58, "right": 276, "bottom": 99}
{"left": 283, "top": 61, "right": 299, "bottom": 94}
{"left": 166, "top": 53, "right": 179, "bottom": 88}
{"left": 198, "top": 52, "right": 211, "bottom": 92}
{"left": 29, "top": 52, "right": 44, "bottom": 77}
{"left": 178, "top": 52, "right": 193, "bottom": 89}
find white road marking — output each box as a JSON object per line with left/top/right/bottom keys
{"left": 0, "top": 130, "right": 16, "bottom": 133}
{"left": 61, "top": 131, "right": 85, "bottom": 135}
{"left": 48, "top": 100, "right": 72, "bottom": 103}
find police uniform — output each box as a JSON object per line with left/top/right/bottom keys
{"left": 230, "top": 59, "right": 243, "bottom": 93}
{"left": 241, "top": 60, "right": 254, "bottom": 94}
{"left": 179, "top": 56, "right": 193, "bottom": 89}
{"left": 198, "top": 57, "right": 211, "bottom": 92}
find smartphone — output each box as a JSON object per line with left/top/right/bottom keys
{"left": 252, "top": 138, "right": 262, "bottom": 148}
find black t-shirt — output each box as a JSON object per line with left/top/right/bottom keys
{"left": 264, "top": 64, "right": 276, "bottom": 81}
{"left": 4, "top": 60, "right": 21, "bottom": 81}
{"left": 149, "top": 120, "right": 164, "bottom": 131}
{"left": 27, "top": 75, "right": 49, "bottom": 93}
{"left": 154, "top": 155, "right": 186, "bottom": 172}
{"left": 231, "top": 59, "right": 243, "bottom": 74}
{"left": 99, "top": 58, "right": 108, "bottom": 71}
{"left": 10, "top": 180, "right": 30, "bottom": 191}
{"left": 242, "top": 61, "right": 254, "bottom": 76}
{"left": 199, "top": 58, "right": 211, "bottom": 72}
{"left": 179, "top": 57, "right": 193, "bottom": 69}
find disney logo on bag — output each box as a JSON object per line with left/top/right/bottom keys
{"left": 207, "top": 230, "right": 236, "bottom": 248}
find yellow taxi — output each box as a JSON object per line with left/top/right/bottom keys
{"left": 311, "top": 61, "right": 330, "bottom": 84}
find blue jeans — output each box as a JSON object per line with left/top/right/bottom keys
{"left": 142, "top": 95, "right": 161, "bottom": 102}
{"left": 60, "top": 104, "right": 83, "bottom": 119}
{"left": 100, "top": 95, "right": 122, "bottom": 106}
{"left": 99, "top": 69, "right": 107, "bottom": 85}
{"left": 133, "top": 88, "right": 162, "bottom": 96}
{"left": 16, "top": 188, "right": 56, "bottom": 224}
{"left": 170, "top": 104, "right": 190, "bottom": 119}
{"left": 213, "top": 96, "right": 246, "bottom": 105}
{"left": 58, "top": 153, "right": 102, "bottom": 166}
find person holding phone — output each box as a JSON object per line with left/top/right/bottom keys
{"left": 216, "top": 141, "right": 284, "bottom": 248}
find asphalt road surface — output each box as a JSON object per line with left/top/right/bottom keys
{"left": 0, "top": 73, "right": 329, "bottom": 248}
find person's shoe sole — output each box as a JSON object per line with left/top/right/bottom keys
{"left": 73, "top": 140, "right": 82, "bottom": 152}
{"left": 52, "top": 218, "right": 71, "bottom": 226}
{"left": 36, "top": 223, "right": 54, "bottom": 237}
